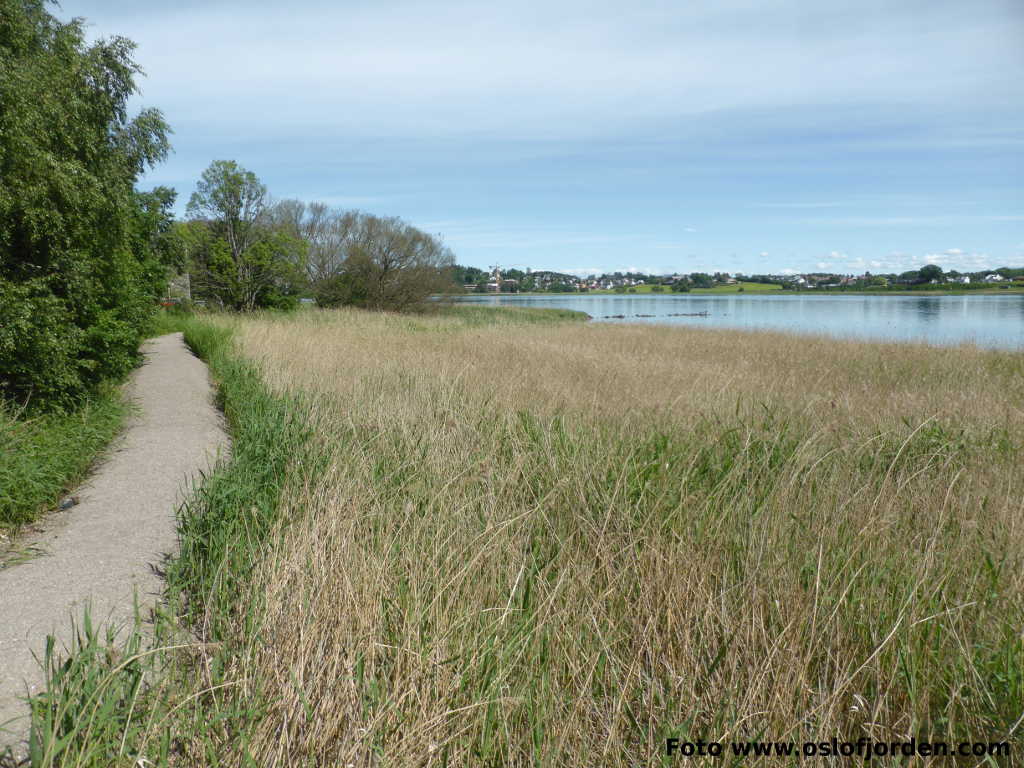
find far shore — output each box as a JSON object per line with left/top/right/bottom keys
{"left": 451, "top": 286, "right": 1024, "bottom": 297}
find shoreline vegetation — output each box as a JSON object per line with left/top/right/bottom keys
{"left": 22, "top": 305, "right": 1024, "bottom": 766}
{"left": 498, "top": 286, "right": 1024, "bottom": 296}
{"left": 453, "top": 283, "right": 1024, "bottom": 297}
{"left": 451, "top": 266, "right": 1024, "bottom": 297}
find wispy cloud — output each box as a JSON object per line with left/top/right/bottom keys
{"left": 752, "top": 202, "right": 844, "bottom": 209}
{"left": 79, "top": 0, "right": 1024, "bottom": 142}
{"left": 61, "top": 0, "right": 1024, "bottom": 273}
{"left": 807, "top": 216, "right": 951, "bottom": 228}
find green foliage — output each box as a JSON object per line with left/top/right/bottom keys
{"left": 0, "top": 386, "right": 125, "bottom": 530}
{"left": 185, "top": 161, "right": 306, "bottom": 311}
{"left": 451, "top": 264, "right": 489, "bottom": 287}
{"left": 548, "top": 282, "right": 577, "bottom": 293}
{"left": 168, "top": 320, "right": 313, "bottom": 637}
{"left": 898, "top": 269, "right": 921, "bottom": 283}
{"left": 0, "top": 0, "right": 172, "bottom": 409}
{"left": 311, "top": 212, "right": 455, "bottom": 311}
{"left": 689, "top": 272, "right": 714, "bottom": 289}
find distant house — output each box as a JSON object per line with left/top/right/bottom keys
{"left": 953, "top": 276, "right": 971, "bottom": 284}
{"left": 983, "top": 274, "right": 1005, "bottom": 283}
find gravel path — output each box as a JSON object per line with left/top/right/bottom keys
{"left": 0, "top": 332, "right": 227, "bottom": 757}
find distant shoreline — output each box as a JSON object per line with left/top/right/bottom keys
{"left": 452, "top": 287, "right": 1024, "bottom": 297}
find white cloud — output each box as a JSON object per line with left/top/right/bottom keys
{"left": 809, "top": 216, "right": 950, "bottom": 228}
{"left": 69, "top": 0, "right": 1024, "bottom": 141}
{"left": 844, "top": 249, "right": 996, "bottom": 273}
{"left": 557, "top": 265, "right": 659, "bottom": 276}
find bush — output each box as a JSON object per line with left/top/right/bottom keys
{"left": 0, "top": 387, "right": 125, "bottom": 529}
{"left": 309, "top": 212, "right": 455, "bottom": 311}
{"left": 0, "top": 281, "right": 83, "bottom": 409}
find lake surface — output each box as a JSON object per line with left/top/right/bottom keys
{"left": 452, "top": 293, "right": 1024, "bottom": 349}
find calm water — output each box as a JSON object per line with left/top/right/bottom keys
{"left": 452, "top": 293, "right": 1024, "bottom": 350}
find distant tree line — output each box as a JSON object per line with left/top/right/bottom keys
{"left": 176, "top": 161, "right": 457, "bottom": 312}
{"left": 444, "top": 264, "right": 1024, "bottom": 295}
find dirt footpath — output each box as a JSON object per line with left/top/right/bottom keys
{"left": 0, "top": 332, "right": 227, "bottom": 757}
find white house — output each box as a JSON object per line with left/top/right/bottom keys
{"left": 983, "top": 274, "right": 1005, "bottom": 283}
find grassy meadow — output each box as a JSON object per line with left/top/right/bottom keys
{"left": 26, "top": 306, "right": 1024, "bottom": 766}
{"left": 691, "top": 280, "right": 782, "bottom": 293}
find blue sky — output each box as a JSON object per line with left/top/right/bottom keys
{"left": 64, "top": 0, "right": 1023, "bottom": 275}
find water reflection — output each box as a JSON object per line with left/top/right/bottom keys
{"left": 452, "top": 294, "right": 1024, "bottom": 350}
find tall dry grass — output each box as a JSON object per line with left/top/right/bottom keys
{"left": 206, "top": 308, "right": 1023, "bottom": 766}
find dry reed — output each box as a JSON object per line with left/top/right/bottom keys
{"left": 201, "top": 308, "right": 1024, "bottom": 766}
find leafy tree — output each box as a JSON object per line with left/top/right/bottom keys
{"left": 449, "top": 264, "right": 488, "bottom": 286}
{"left": 689, "top": 273, "right": 714, "bottom": 289}
{"left": 0, "top": 0, "right": 171, "bottom": 409}
{"left": 130, "top": 186, "right": 186, "bottom": 288}
{"left": 919, "top": 264, "right": 943, "bottom": 282}
{"left": 314, "top": 213, "right": 455, "bottom": 311}
{"left": 186, "top": 161, "right": 305, "bottom": 311}
{"left": 898, "top": 269, "right": 921, "bottom": 284}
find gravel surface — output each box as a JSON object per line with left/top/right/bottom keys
{"left": 0, "top": 333, "right": 227, "bottom": 759}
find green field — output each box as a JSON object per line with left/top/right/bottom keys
{"left": 576, "top": 281, "right": 783, "bottom": 294}
{"left": 691, "top": 281, "right": 783, "bottom": 293}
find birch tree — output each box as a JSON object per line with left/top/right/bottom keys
{"left": 186, "top": 161, "right": 304, "bottom": 310}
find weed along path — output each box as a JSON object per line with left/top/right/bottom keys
{"left": 0, "top": 332, "right": 227, "bottom": 754}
